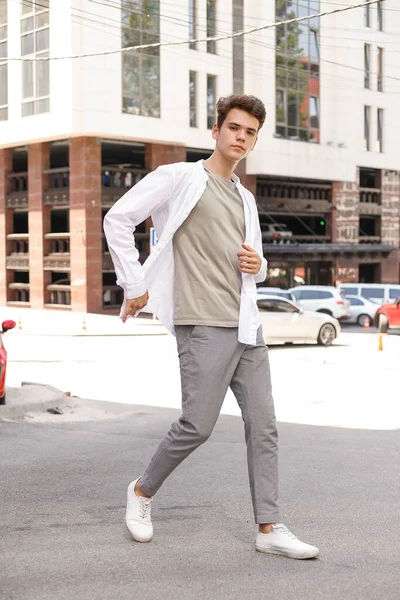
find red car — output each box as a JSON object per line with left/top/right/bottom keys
{"left": 375, "top": 298, "right": 400, "bottom": 332}
{"left": 0, "top": 320, "right": 17, "bottom": 405}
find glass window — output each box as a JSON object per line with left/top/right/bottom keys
{"left": 275, "top": 1, "right": 320, "bottom": 143}
{"left": 36, "top": 57, "right": 49, "bottom": 97}
{"left": 274, "top": 299, "right": 298, "bottom": 313}
{"left": 377, "top": 1, "right": 383, "bottom": 31}
{"left": 21, "top": 32, "right": 34, "bottom": 55}
{"left": 0, "top": 62, "right": 7, "bottom": 105}
{"left": 122, "top": 2, "right": 160, "bottom": 118}
{"left": 207, "top": 0, "right": 216, "bottom": 54}
{"left": 364, "top": 106, "right": 370, "bottom": 151}
{"left": 389, "top": 288, "right": 400, "bottom": 300}
{"left": 301, "top": 290, "right": 319, "bottom": 299}
{"left": 361, "top": 287, "right": 385, "bottom": 299}
{"left": 207, "top": 74, "right": 216, "bottom": 129}
{"left": 22, "top": 0, "right": 34, "bottom": 15}
{"left": 377, "top": 48, "right": 383, "bottom": 92}
{"left": 258, "top": 300, "right": 297, "bottom": 313}
{"left": 349, "top": 297, "right": 363, "bottom": 306}
{"left": 189, "top": 0, "right": 197, "bottom": 50}
{"left": 189, "top": 71, "right": 197, "bottom": 128}
{"left": 377, "top": 108, "right": 383, "bottom": 153}
{"left": 22, "top": 60, "right": 34, "bottom": 98}
{"left": 364, "top": 4, "right": 371, "bottom": 27}
{"left": 35, "top": 28, "right": 49, "bottom": 52}
{"left": 364, "top": 44, "right": 370, "bottom": 89}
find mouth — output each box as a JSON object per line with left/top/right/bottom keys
{"left": 231, "top": 145, "right": 245, "bottom": 151}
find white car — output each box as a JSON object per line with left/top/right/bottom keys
{"left": 289, "top": 285, "right": 351, "bottom": 321}
{"left": 345, "top": 295, "right": 378, "bottom": 327}
{"left": 260, "top": 222, "right": 293, "bottom": 243}
{"left": 257, "top": 287, "right": 296, "bottom": 302}
{"left": 257, "top": 295, "right": 340, "bottom": 346}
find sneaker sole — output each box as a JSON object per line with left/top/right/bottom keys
{"left": 125, "top": 522, "right": 153, "bottom": 543}
{"left": 256, "top": 545, "right": 319, "bottom": 559}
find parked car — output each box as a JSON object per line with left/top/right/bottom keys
{"left": 260, "top": 222, "right": 293, "bottom": 243}
{"left": 257, "top": 295, "right": 340, "bottom": 346}
{"left": 289, "top": 285, "right": 351, "bottom": 321}
{"left": 0, "top": 319, "right": 17, "bottom": 405}
{"left": 346, "top": 295, "right": 379, "bottom": 327}
{"left": 374, "top": 298, "right": 400, "bottom": 332}
{"left": 339, "top": 283, "right": 400, "bottom": 306}
{"left": 257, "top": 287, "right": 296, "bottom": 302}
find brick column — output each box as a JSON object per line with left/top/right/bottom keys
{"left": 69, "top": 137, "right": 102, "bottom": 313}
{"left": 145, "top": 143, "right": 186, "bottom": 170}
{"left": 331, "top": 178, "right": 360, "bottom": 284}
{"left": 381, "top": 170, "right": 400, "bottom": 283}
{"left": 28, "top": 143, "right": 50, "bottom": 308}
{"left": 0, "top": 149, "right": 13, "bottom": 305}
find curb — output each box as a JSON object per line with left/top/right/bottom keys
{"left": 0, "top": 382, "right": 66, "bottom": 420}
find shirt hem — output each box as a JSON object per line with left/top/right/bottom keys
{"left": 174, "top": 320, "right": 239, "bottom": 327}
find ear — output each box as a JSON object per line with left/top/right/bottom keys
{"left": 211, "top": 123, "right": 219, "bottom": 141}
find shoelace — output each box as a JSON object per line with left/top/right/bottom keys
{"left": 139, "top": 497, "right": 152, "bottom": 520}
{"left": 273, "top": 524, "right": 298, "bottom": 539}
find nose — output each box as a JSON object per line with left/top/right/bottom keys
{"left": 236, "top": 130, "right": 245, "bottom": 143}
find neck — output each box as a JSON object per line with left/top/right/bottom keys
{"left": 204, "top": 150, "right": 239, "bottom": 180}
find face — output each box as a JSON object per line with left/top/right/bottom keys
{"left": 212, "top": 108, "right": 259, "bottom": 162}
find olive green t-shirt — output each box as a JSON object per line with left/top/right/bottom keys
{"left": 173, "top": 163, "right": 246, "bottom": 326}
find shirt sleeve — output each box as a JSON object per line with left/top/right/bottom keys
{"left": 103, "top": 165, "right": 174, "bottom": 298}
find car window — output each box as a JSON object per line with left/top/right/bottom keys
{"left": 291, "top": 289, "right": 302, "bottom": 300}
{"left": 341, "top": 286, "right": 358, "bottom": 295}
{"left": 361, "top": 287, "right": 385, "bottom": 300}
{"left": 339, "top": 291, "right": 348, "bottom": 300}
{"left": 301, "top": 290, "right": 319, "bottom": 300}
{"left": 274, "top": 225, "right": 289, "bottom": 232}
{"left": 349, "top": 297, "right": 363, "bottom": 306}
{"left": 389, "top": 288, "right": 400, "bottom": 300}
{"left": 257, "top": 299, "right": 297, "bottom": 313}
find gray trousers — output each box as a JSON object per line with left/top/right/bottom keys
{"left": 140, "top": 325, "right": 279, "bottom": 524}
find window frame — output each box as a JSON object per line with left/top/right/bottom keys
{"left": 364, "top": 43, "right": 370, "bottom": 89}
{"left": 206, "top": 74, "right": 216, "bottom": 130}
{"left": 377, "top": 47, "right": 383, "bottom": 92}
{"left": 189, "top": 70, "right": 197, "bottom": 128}
{"left": 377, "top": 108, "right": 383, "bottom": 153}
{"left": 206, "top": 0, "right": 217, "bottom": 54}
{"left": 364, "top": 106, "right": 371, "bottom": 152}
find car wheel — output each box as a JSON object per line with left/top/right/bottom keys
{"left": 317, "top": 309, "right": 333, "bottom": 316}
{"left": 377, "top": 314, "right": 388, "bottom": 334}
{"left": 317, "top": 323, "right": 336, "bottom": 346}
{"left": 0, "top": 394, "right": 5, "bottom": 406}
{"left": 357, "top": 314, "right": 372, "bottom": 327}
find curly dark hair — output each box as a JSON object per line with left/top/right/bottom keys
{"left": 216, "top": 95, "right": 266, "bottom": 131}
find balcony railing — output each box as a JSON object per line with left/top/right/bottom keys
{"left": 46, "top": 284, "right": 71, "bottom": 307}
{"left": 6, "top": 173, "right": 28, "bottom": 208}
{"left": 103, "top": 285, "right": 123, "bottom": 308}
{"left": 8, "top": 282, "right": 30, "bottom": 304}
{"left": 102, "top": 167, "right": 147, "bottom": 189}
{"left": 263, "top": 235, "right": 331, "bottom": 246}
{"left": 43, "top": 168, "right": 70, "bottom": 206}
{"left": 257, "top": 180, "right": 331, "bottom": 202}
{"left": 359, "top": 187, "right": 381, "bottom": 204}
{"left": 359, "top": 236, "right": 381, "bottom": 244}
{"left": 44, "top": 232, "right": 70, "bottom": 254}
{"left": 6, "top": 233, "right": 29, "bottom": 254}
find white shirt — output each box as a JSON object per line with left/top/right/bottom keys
{"left": 103, "top": 160, "right": 268, "bottom": 345}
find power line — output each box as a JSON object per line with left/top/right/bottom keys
{"left": 6, "top": 0, "right": 382, "bottom": 61}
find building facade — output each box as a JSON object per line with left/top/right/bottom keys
{"left": 0, "top": 0, "right": 399, "bottom": 314}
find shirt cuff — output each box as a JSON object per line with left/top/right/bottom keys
{"left": 118, "top": 279, "right": 148, "bottom": 299}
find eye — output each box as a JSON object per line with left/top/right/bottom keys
{"left": 248, "top": 131, "right": 256, "bottom": 137}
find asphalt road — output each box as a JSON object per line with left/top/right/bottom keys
{"left": 1, "top": 401, "right": 400, "bottom": 600}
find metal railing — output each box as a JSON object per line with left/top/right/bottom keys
{"left": 257, "top": 180, "right": 331, "bottom": 201}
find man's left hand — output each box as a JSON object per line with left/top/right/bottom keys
{"left": 238, "top": 244, "right": 262, "bottom": 275}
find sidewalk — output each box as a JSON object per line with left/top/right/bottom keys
{"left": 0, "top": 383, "right": 66, "bottom": 419}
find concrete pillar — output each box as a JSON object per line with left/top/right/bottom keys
{"left": 331, "top": 179, "right": 359, "bottom": 244}
{"left": 28, "top": 143, "right": 50, "bottom": 308}
{"left": 69, "top": 137, "right": 102, "bottom": 313}
{"left": 0, "top": 149, "right": 13, "bottom": 304}
{"left": 234, "top": 158, "right": 257, "bottom": 196}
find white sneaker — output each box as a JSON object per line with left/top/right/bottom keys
{"left": 125, "top": 477, "right": 153, "bottom": 542}
{"left": 256, "top": 524, "right": 319, "bottom": 559}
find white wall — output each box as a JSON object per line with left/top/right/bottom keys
{"left": 1, "top": 0, "right": 399, "bottom": 184}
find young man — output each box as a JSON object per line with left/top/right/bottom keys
{"left": 103, "top": 94, "right": 319, "bottom": 560}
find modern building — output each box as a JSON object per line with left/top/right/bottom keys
{"left": 0, "top": 0, "right": 399, "bottom": 315}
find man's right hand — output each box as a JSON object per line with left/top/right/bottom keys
{"left": 122, "top": 292, "right": 149, "bottom": 323}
